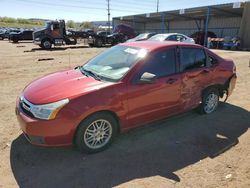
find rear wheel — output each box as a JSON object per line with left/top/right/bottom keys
{"left": 13, "top": 39, "right": 18, "bottom": 43}
{"left": 200, "top": 88, "right": 219, "bottom": 114}
{"left": 95, "top": 38, "right": 103, "bottom": 47}
{"left": 75, "top": 113, "right": 118, "bottom": 153}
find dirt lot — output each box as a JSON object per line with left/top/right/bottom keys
{"left": 0, "top": 40, "right": 249, "bottom": 188}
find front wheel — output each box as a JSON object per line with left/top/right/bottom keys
{"left": 200, "top": 88, "right": 219, "bottom": 114}
{"left": 41, "top": 39, "right": 52, "bottom": 49}
{"left": 75, "top": 113, "right": 118, "bottom": 153}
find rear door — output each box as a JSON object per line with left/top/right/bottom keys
{"left": 179, "top": 46, "right": 211, "bottom": 111}
{"left": 127, "top": 47, "right": 182, "bottom": 127}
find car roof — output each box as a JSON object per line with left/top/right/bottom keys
{"left": 119, "top": 41, "right": 202, "bottom": 51}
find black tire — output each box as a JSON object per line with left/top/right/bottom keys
{"left": 200, "top": 88, "right": 219, "bottom": 114}
{"left": 95, "top": 38, "right": 103, "bottom": 47}
{"left": 13, "top": 39, "right": 18, "bottom": 43}
{"left": 75, "top": 113, "right": 118, "bottom": 153}
{"left": 41, "top": 39, "right": 52, "bottom": 49}
{"left": 88, "top": 43, "right": 94, "bottom": 47}
{"left": 0, "top": 37, "right": 3, "bottom": 40}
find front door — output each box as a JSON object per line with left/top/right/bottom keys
{"left": 126, "top": 47, "right": 182, "bottom": 128}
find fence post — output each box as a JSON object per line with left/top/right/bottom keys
{"left": 161, "top": 13, "right": 165, "bottom": 33}
{"left": 204, "top": 7, "right": 210, "bottom": 47}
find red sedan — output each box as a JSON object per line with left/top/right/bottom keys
{"left": 16, "top": 41, "right": 236, "bottom": 153}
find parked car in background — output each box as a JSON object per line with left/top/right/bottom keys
{"left": 190, "top": 31, "right": 216, "bottom": 45}
{"left": 0, "top": 29, "right": 20, "bottom": 40}
{"left": 84, "top": 29, "right": 95, "bottom": 36}
{"left": 88, "top": 31, "right": 123, "bottom": 47}
{"left": 126, "top": 32, "right": 156, "bottom": 42}
{"left": 223, "top": 36, "right": 240, "bottom": 50}
{"left": 9, "top": 30, "right": 33, "bottom": 43}
{"left": 148, "top": 33, "right": 195, "bottom": 44}
{"left": 16, "top": 41, "right": 236, "bottom": 153}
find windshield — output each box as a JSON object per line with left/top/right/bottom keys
{"left": 134, "top": 33, "right": 148, "bottom": 40}
{"left": 148, "top": 34, "right": 168, "bottom": 41}
{"left": 44, "top": 22, "right": 51, "bottom": 29}
{"left": 82, "top": 45, "right": 147, "bottom": 82}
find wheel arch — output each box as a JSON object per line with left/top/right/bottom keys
{"left": 73, "top": 110, "right": 121, "bottom": 144}
{"left": 202, "top": 84, "right": 226, "bottom": 98}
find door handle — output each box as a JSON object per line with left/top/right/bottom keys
{"left": 166, "top": 78, "right": 177, "bottom": 84}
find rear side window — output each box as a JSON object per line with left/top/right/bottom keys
{"left": 181, "top": 48, "right": 206, "bottom": 71}
{"left": 176, "top": 35, "right": 186, "bottom": 42}
{"left": 167, "top": 35, "right": 177, "bottom": 41}
{"left": 138, "top": 48, "right": 176, "bottom": 78}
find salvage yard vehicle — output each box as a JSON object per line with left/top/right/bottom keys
{"left": 87, "top": 32, "right": 126, "bottom": 47}
{"left": 88, "top": 24, "right": 136, "bottom": 47}
{"left": 33, "top": 20, "right": 89, "bottom": 49}
{"left": 149, "top": 33, "right": 195, "bottom": 44}
{"left": 9, "top": 30, "right": 33, "bottom": 43}
{"left": 126, "top": 32, "right": 156, "bottom": 42}
{"left": 223, "top": 36, "right": 241, "bottom": 50}
{"left": 16, "top": 41, "right": 237, "bottom": 153}
{"left": 0, "top": 29, "right": 20, "bottom": 40}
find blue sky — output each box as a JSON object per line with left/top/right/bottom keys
{"left": 0, "top": 0, "right": 243, "bottom": 22}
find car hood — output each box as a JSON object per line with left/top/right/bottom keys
{"left": 23, "top": 69, "right": 115, "bottom": 104}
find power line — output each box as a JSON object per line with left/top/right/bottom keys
{"left": 157, "top": 0, "right": 159, "bottom": 12}
{"left": 107, "top": 0, "right": 110, "bottom": 32}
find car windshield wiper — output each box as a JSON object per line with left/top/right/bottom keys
{"left": 80, "top": 67, "right": 102, "bottom": 81}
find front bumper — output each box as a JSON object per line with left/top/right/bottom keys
{"left": 33, "top": 39, "right": 41, "bottom": 45}
{"left": 15, "top": 98, "right": 78, "bottom": 146}
{"left": 227, "top": 74, "right": 237, "bottom": 97}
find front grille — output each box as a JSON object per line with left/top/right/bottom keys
{"left": 19, "top": 100, "right": 35, "bottom": 118}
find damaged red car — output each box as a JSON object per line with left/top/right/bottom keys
{"left": 16, "top": 41, "right": 236, "bottom": 153}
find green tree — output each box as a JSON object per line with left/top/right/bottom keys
{"left": 66, "top": 20, "right": 75, "bottom": 28}
{"left": 80, "top": 21, "right": 93, "bottom": 29}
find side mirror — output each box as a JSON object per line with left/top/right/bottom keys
{"left": 139, "top": 72, "right": 157, "bottom": 84}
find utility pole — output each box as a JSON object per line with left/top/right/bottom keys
{"left": 107, "top": 0, "right": 111, "bottom": 33}
{"left": 157, "top": 0, "right": 159, "bottom": 12}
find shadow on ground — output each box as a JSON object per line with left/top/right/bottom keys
{"left": 10, "top": 103, "right": 250, "bottom": 188}
{"left": 30, "top": 45, "right": 95, "bottom": 52}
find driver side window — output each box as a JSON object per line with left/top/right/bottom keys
{"left": 53, "top": 24, "right": 60, "bottom": 30}
{"left": 137, "top": 48, "right": 177, "bottom": 79}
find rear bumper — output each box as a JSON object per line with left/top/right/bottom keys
{"left": 227, "top": 74, "right": 237, "bottom": 96}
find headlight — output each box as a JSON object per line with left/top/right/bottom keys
{"left": 22, "top": 98, "right": 69, "bottom": 120}
{"left": 35, "top": 37, "right": 40, "bottom": 41}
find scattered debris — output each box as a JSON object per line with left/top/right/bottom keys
{"left": 225, "top": 174, "right": 232, "bottom": 179}
{"left": 38, "top": 58, "right": 54, "bottom": 62}
{"left": 2, "top": 143, "right": 11, "bottom": 149}
{"left": 23, "top": 50, "right": 34, "bottom": 53}
{"left": 16, "top": 45, "right": 25, "bottom": 48}
{"left": 6, "top": 143, "right": 10, "bottom": 147}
